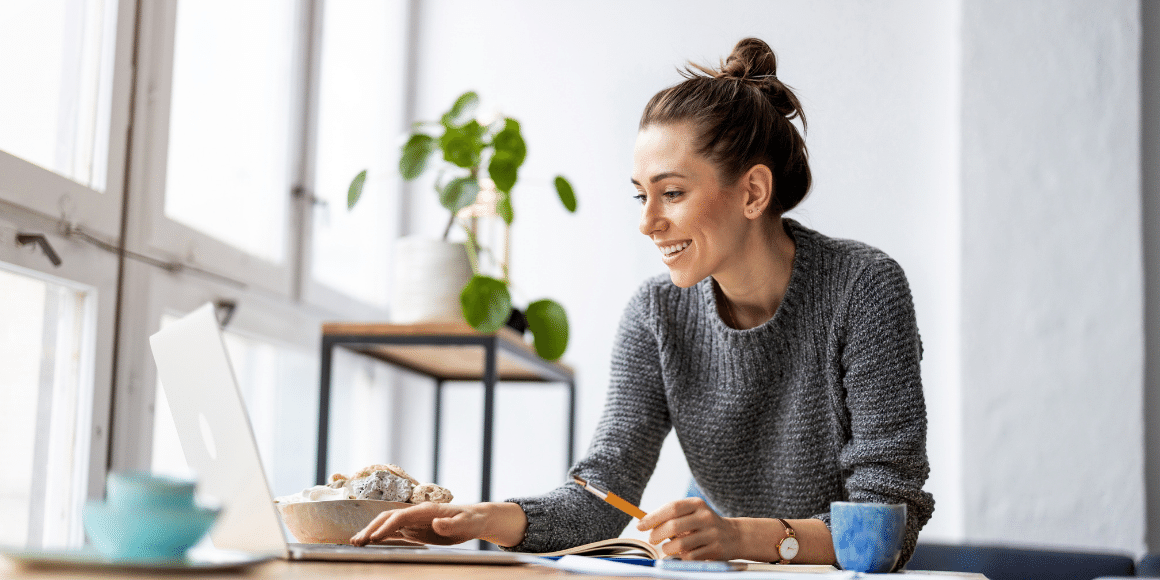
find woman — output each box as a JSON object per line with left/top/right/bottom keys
{"left": 351, "top": 37, "right": 934, "bottom": 569}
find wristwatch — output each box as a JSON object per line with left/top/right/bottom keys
{"left": 775, "top": 518, "right": 799, "bottom": 564}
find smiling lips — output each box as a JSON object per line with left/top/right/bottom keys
{"left": 659, "top": 240, "right": 690, "bottom": 257}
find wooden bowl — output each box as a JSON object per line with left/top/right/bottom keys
{"left": 277, "top": 500, "right": 411, "bottom": 544}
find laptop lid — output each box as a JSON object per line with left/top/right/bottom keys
{"left": 149, "top": 303, "right": 287, "bottom": 558}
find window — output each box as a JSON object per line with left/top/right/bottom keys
{"left": 309, "top": 0, "right": 409, "bottom": 306}
{"left": 163, "top": 0, "right": 297, "bottom": 264}
{"left": 0, "top": 0, "right": 410, "bottom": 551}
{"left": 0, "top": 0, "right": 117, "bottom": 191}
{"left": 0, "top": 266, "right": 94, "bottom": 549}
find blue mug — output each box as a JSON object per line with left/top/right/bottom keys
{"left": 830, "top": 501, "right": 907, "bottom": 573}
{"left": 84, "top": 472, "right": 219, "bottom": 561}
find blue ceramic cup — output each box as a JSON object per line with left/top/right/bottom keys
{"left": 830, "top": 501, "right": 907, "bottom": 573}
{"left": 84, "top": 472, "right": 219, "bottom": 561}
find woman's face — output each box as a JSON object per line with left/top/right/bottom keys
{"left": 632, "top": 122, "right": 749, "bottom": 288}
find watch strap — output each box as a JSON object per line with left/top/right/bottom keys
{"left": 775, "top": 518, "right": 796, "bottom": 564}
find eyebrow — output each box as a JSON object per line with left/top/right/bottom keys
{"left": 630, "top": 172, "right": 687, "bottom": 186}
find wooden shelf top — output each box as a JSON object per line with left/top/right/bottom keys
{"left": 321, "top": 320, "right": 573, "bottom": 382}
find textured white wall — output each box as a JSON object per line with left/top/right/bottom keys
{"left": 960, "top": 0, "right": 1144, "bottom": 553}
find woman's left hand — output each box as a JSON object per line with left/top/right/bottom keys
{"left": 636, "top": 498, "right": 741, "bottom": 560}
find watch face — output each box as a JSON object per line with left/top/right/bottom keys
{"left": 780, "top": 537, "right": 799, "bottom": 560}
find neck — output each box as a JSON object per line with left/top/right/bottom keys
{"left": 714, "top": 218, "right": 796, "bottom": 329}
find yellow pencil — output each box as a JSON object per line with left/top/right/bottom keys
{"left": 572, "top": 476, "right": 648, "bottom": 519}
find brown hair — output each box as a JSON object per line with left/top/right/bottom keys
{"left": 640, "top": 38, "right": 811, "bottom": 214}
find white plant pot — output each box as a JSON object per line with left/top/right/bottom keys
{"left": 390, "top": 237, "right": 474, "bottom": 324}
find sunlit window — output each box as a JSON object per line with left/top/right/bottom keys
{"left": 0, "top": 266, "right": 94, "bottom": 549}
{"left": 310, "top": 0, "right": 407, "bottom": 305}
{"left": 163, "top": 0, "right": 296, "bottom": 263}
{"left": 0, "top": 0, "right": 117, "bottom": 190}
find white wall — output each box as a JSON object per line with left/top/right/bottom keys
{"left": 392, "top": 0, "right": 1148, "bottom": 554}
{"left": 960, "top": 0, "right": 1144, "bottom": 553}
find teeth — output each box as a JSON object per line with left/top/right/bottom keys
{"left": 661, "top": 241, "right": 690, "bottom": 256}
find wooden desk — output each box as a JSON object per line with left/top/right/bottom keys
{"left": 0, "top": 558, "right": 990, "bottom": 579}
{"left": 0, "top": 558, "right": 574, "bottom": 579}
{"left": 316, "top": 322, "right": 576, "bottom": 504}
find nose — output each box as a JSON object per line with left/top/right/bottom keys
{"left": 638, "top": 197, "right": 666, "bottom": 237}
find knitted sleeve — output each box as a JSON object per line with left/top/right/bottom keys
{"left": 503, "top": 284, "right": 672, "bottom": 553}
{"left": 826, "top": 256, "right": 935, "bottom": 570}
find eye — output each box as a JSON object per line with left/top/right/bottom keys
{"left": 663, "top": 190, "right": 684, "bottom": 200}
{"left": 632, "top": 193, "right": 646, "bottom": 205}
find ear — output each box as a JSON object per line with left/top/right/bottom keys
{"left": 740, "top": 164, "right": 774, "bottom": 220}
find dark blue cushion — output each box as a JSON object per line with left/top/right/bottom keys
{"left": 906, "top": 543, "right": 1135, "bottom": 580}
{"left": 1138, "top": 553, "right": 1160, "bottom": 577}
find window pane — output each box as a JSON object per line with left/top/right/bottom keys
{"left": 0, "top": 0, "right": 117, "bottom": 190}
{"left": 164, "top": 0, "right": 295, "bottom": 263}
{"left": 310, "top": 0, "right": 408, "bottom": 305}
{"left": 0, "top": 265, "right": 93, "bottom": 549}
{"left": 152, "top": 321, "right": 318, "bottom": 499}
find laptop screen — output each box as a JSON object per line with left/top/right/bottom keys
{"left": 150, "top": 303, "right": 288, "bottom": 557}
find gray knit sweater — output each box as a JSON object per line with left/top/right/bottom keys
{"left": 506, "top": 219, "right": 934, "bottom": 568}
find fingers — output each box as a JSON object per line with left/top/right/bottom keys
{"left": 350, "top": 503, "right": 443, "bottom": 546}
{"left": 641, "top": 499, "right": 713, "bottom": 545}
{"left": 350, "top": 509, "right": 396, "bottom": 546}
{"left": 637, "top": 498, "right": 705, "bottom": 532}
{"left": 658, "top": 528, "right": 723, "bottom": 560}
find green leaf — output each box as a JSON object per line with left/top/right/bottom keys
{"left": 460, "top": 275, "right": 512, "bottom": 333}
{"left": 555, "top": 176, "right": 577, "bottom": 212}
{"left": 440, "top": 177, "right": 480, "bottom": 214}
{"left": 440, "top": 120, "right": 484, "bottom": 169}
{"left": 488, "top": 151, "right": 519, "bottom": 194}
{"left": 496, "top": 194, "right": 514, "bottom": 225}
{"left": 491, "top": 118, "right": 526, "bottom": 166}
{"left": 400, "top": 134, "right": 436, "bottom": 179}
{"left": 442, "top": 91, "right": 479, "bottom": 127}
{"left": 347, "top": 170, "right": 367, "bottom": 210}
{"left": 526, "top": 299, "right": 569, "bottom": 360}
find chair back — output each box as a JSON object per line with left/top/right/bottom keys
{"left": 907, "top": 542, "right": 1135, "bottom": 580}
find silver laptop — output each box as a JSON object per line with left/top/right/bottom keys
{"left": 149, "top": 303, "right": 534, "bottom": 564}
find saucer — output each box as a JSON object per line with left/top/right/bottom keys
{"left": 0, "top": 545, "right": 274, "bottom": 572}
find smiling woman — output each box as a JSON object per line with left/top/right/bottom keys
{"left": 349, "top": 37, "right": 933, "bottom": 571}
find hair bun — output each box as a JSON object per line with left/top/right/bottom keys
{"left": 642, "top": 37, "right": 812, "bottom": 213}
{"left": 721, "top": 37, "right": 778, "bottom": 82}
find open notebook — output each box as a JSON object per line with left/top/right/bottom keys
{"left": 538, "top": 537, "right": 663, "bottom": 559}
{"left": 149, "top": 303, "right": 534, "bottom": 565}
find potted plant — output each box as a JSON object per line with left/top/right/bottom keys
{"left": 347, "top": 91, "right": 577, "bottom": 361}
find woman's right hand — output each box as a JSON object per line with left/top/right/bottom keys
{"left": 349, "top": 501, "right": 527, "bottom": 548}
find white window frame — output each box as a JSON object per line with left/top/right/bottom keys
{"left": 128, "top": 0, "right": 313, "bottom": 297}
{"left": 0, "top": 203, "right": 118, "bottom": 544}
{"left": 0, "top": 0, "right": 136, "bottom": 239}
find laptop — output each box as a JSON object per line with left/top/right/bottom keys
{"left": 149, "top": 303, "right": 535, "bottom": 564}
